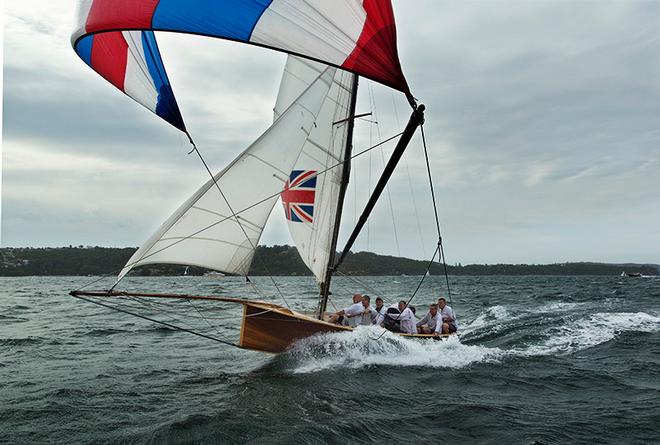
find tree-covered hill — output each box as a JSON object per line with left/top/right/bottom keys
{"left": 1, "top": 246, "right": 657, "bottom": 277}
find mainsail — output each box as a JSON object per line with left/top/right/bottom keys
{"left": 117, "top": 66, "right": 336, "bottom": 280}
{"left": 274, "top": 57, "right": 356, "bottom": 284}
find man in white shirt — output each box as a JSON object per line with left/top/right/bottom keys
{"left": 416, "top": 304, "right": 441, "bottom": 334}
{"left": 372, "top": 296, "right": 386, "bottom": 325}
{"left": 358, "top": 295, "right": 377, "bottom": 326}
{"left": 329, "top": 293, "right": 364, "bottom": 327}
{"left": 396, "top": 300, "right": 417, "bottom": 334}
{"left": 437, "top": 297, "right": 457, "bottom": 334}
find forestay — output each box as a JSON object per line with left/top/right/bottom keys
{"left": 275, "top": 57, "right": 355, "bottom": 284}
{"left": 117, "top": 67, "right": 336, "bottom": 280}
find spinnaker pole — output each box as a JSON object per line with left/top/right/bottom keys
{"left": 317, "top": 74, "right": 359, "bottom": 319}
{"left": 332, "top": 104, "right": 425, "bottom": 272}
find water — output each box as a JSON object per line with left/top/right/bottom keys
{"left": 2, "top": 275, "right": 659, "bottom": 444}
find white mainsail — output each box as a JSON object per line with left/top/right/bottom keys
{"left": 117, "top": 66, "right": 336, "bottom": 280}
{"left": 274, "top": 56, "right": 356, "bottom": 284}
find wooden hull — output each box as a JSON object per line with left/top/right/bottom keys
{"left": 238, "top": 301, "right": 455, "bottom": 353}
{"left": 239, "top": 302, "right": 351, "bottom": 353}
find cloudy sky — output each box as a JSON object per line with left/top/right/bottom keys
{"left": 2, "top": 1, "right": 659, "bottom": 265}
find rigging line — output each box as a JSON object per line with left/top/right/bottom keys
{"left": 116, "top": 295, "right": 236, "bottom": 321}
{"left": 392, "top": 92, "right": 426, "bottom": 258}
{"left": 419, "top": 126, "right": 441, "bottom": 240}
{"left": 373, "top": 89, "right": 401, "bottom": 257}
{"left": 333, "top": 271, "right": 387, "bottom": 302}
{"left": 72, "top": 294, "right": 239, "bottom": 348}
{"left": 372, "top": 243, "right": 440, "bottom": 341}
{"left": 419, "top": 124, "right": 455, "bottom": 319}
{"left": 73, "top": 131, "right": 404, "bottom": 293}
{"left": 186, "top": 298, "right": 228, "bottom": 340}
{"left": 367, "top": 86, "right": 374, "bottom": 252}
{"left": 123, "top": 295, "right": 214, "bottom": 336}
{"left": 122, "top": 294, "right": 232, "bottom": 339}
{"left": 327, "top": 296, "right": 339, "bottom": 312}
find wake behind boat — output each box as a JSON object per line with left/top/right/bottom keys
{"left": 68, "top": 0, "right": 457, "bottom": 354}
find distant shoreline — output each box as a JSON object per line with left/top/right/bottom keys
{"left": 1, "top": 246, "right": 657, "bottom": 277}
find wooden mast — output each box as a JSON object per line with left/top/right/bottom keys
{"left": 316, "top": 74, "right": 359, "bottom": 319}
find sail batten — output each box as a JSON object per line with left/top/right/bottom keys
{"left": 117, "top": 66, "right": 337, "bottom": 280}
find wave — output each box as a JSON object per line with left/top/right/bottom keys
{"left": 0, "top": 314, "right": 28, "bottom": 323}
{"left": 533, "top": 302, "right": 585, "bottom": 313}
{"left": 0, "top": 337, "right": 44, "bottom": 346}
{"left": 286, "top": 326, "right": 504, "bottom": 373}
{"left": 84, "top": 328, "right": 126, "bottom": 337}
{"left": 284, "top": 311, "right": 660, "bottom": 373}
{"left": 460, "top": 305, "right": 511, "bottom": 335}
{"left": 517, "top": 311, "right": 660, "bottom": 356}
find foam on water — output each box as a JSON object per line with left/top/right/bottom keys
{"left": 519, "top": 311, "right": 660, "bottom": 356}
{"left": 288, "top": 325, "right": 504, "bottom": 373}
{"left": 534, "top": 301, "right": 585, "bottom": 313}
{"left": 460, "top": 305, "right": 510, "bottom": 335}
{"left": 287, "top": 311, "right": 660, "bottom": 373}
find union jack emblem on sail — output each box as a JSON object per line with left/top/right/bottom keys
{"left": 282, "top": 170, "right": 317, "bottom": 223}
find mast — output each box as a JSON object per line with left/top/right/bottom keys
{"left": 332, "top": 104, "right": 425, "bottom": 272}
{"left": 317, "top": 74, "right": 359, "bottom": 319}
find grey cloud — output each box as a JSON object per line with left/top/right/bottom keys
{"left": 2, "top": 1, "right": 659, "bottom": 264}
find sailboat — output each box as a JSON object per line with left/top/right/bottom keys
{"left": 69, "top": 0, "right": 455, "bottom": 353}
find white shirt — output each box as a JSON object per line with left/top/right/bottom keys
{"left": 372, "top": 306, "right": 386, "bottom": 325}
{"left": 438, "top": 305, "right": 457, "bottom": 328}
{"left": 417, "top": 312, "right": 442, "bottom": 333}
{"left": 343, "top": 302, "right": 365, "bottom": 327}
{"left": 360, "top": 306, "right": 376, "bottom": 326}
{"left": 398, "top": 307, "right": 417, "bottom": 334}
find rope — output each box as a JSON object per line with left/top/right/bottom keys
{"left": 185, "top": 298, "right": 228, "bottom": 340}
{"left": 366, "top": 119, "right": 456, "bottom": 341}
{"left": 124, "top": 295, "right": 234, "bottom": 345}
{"left": 420, "top": 124, "right": 456, "bottom": 320}
{"left": 372, "top": 243, "right": 440, "bottom": 341}
{"left": 122, "top": 295, "right": 236, "bottom": 344}
{"left": 72, "top": 294, "right": 239, "bottom": 348}
{"left": 370, "top": 84, "right": 401, "bottom": 256}
{"left": 392, "top": 92, "right": 427, "bottom": 258}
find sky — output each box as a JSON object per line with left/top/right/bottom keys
{"left": 2, "top": 1, "right": 659, "bottom": 265}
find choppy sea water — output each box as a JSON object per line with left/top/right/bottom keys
{"left": 1, "top": 275, "right": 659, "bottom": 444}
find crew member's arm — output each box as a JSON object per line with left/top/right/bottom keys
{"left": 344, "top": 303, "right": 362, "bottom": 318}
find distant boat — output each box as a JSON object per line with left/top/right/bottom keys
{"left": 623, "top": 272, "right": 643, "bottom": 278}
{"left": 203, "top": 271, "right": 225, "bottom": 278}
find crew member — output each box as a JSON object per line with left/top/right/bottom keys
{"left": 329, "top": 293, "right": 364, "bottom": 327}
{"left": 397, "top": 300, "right": 417, "bottom": 334}
{"left": 372, "top": 296, "right": 386, "bottom": 325}
{"left": 359, "top": 295, "right": 377, "bottom": 326}
{"left": 437, "top": 297, "right": 457, "bottom": 334}
{"left": 417, "top": 304, "right": 441, "bottom": 334}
